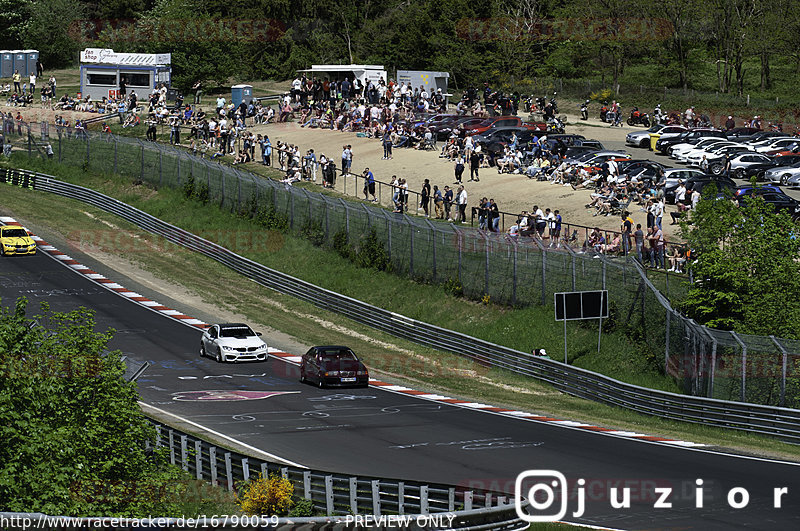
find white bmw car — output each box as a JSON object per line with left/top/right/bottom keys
{"left": 200, "top": 323, "right": 268, "bottom": 363}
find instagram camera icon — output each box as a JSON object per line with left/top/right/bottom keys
{"left": 515, "top": 470, "right": 568, "bottom": 522}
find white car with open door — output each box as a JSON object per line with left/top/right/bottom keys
{"left": 200, "top": 323, "right": 268, "bottom": 363}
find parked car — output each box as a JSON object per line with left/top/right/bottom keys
{"left": 662, "top": 168, "right": 708, "bottom": 203}
{"left": 670, "top": 137, "right": 733, "bottom": 161}
{"left": 724, "top": 127, "right": 763, "bottom": 142}
{"left": 735, "top": 189, "right": 800, "bottom": 219}
{"left": 763, "top": 162, "right": 800, "bottom": 185}
{"left": 626, "top": 123, "right": 667, "bottom": 148}
{"left": 754, "top": 138, "right": 800, "bottom": 154}
{"left": 200, "top": 323, "right": 268, "bottom": 363}
{"left": 466, "top": 116, "right": 531, "bottom": 136}
{"left": 300, "top": 346, "right": 370, "bottom": 388}
{"left": 0, "top": 226, "right": 36, "bottom": 256}
{"left": 723, "top": 152, "right": 775, "bottom": 178}
{"left": 735, "top": 154, "right": 800, "bottom": 181}
{"left": 685, "top": 175, "right": 737, "bottom": 196}
{"left": 655, "top": 128, "right": 718, "bottom": 154}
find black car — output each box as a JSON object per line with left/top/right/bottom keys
{"left": 736, "top": 189, "right": 800, "bottom": 219}
{"left": 655, "top": 129, "right": 725, "bottom": 155}
{"left": 684, "top": 175, "right": 737, "bottom": 197}
{"left": 618, "top": 159, "right": 667, "bottom": 175}
{"left": 300, "top": 346, "right": 370, "bottom": 388}
{"left": 725, "top": 127, "right": 763, "bottom": 142}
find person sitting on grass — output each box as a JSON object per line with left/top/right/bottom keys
{"left": 601, "top": 232, "right": 622, "bottom": 254}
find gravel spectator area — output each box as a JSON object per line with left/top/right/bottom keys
{"left": 256, "top": 114, "right": 682, "bottom": 240}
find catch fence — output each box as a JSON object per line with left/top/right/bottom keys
{"left": 4, "top": 120, "right": 800, "bottom": 408}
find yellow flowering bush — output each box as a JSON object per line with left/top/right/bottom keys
{"left": 237, "top": 474, "right": 294, "bottom": 516}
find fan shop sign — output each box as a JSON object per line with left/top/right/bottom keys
{"left": 80, "top": 48, "right": 171, "bottom": 66}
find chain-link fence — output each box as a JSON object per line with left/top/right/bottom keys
{"left": 6, "top": 119, "right": 800, "bottom": 409}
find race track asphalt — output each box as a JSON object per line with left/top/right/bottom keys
{"left": 2, "top": 250, "right": 800, "bottom": 530}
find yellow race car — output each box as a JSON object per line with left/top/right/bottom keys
{"left": 0, "top": 226, "right": 36, "bottom": 256}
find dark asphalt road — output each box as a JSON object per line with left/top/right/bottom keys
{"left": 2, "top": 250, "right": 800, "bottom": 529}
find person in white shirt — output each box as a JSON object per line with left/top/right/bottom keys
{"left": 457, "top": 186, "right": 468, "bottom": 223}
{"left": 399, "top": 83, "right": 408, "bottom": 103}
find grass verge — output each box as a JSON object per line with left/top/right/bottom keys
{"left": 2, "top": 158, "right": 800, "bottom": 462}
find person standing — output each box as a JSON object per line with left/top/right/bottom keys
{"left": 454, "top": 155, "right": 465, "bottom": 185}
{"left": 28, "top": 73, "right": 36, "bottom": 95}
{"left": 469, "top": 149, "right": 480, "bottom": 182}
{"left": 12, "top": 71, "right": 20, "bottom": 93}
{"left": 306, "top": 149, "right": 317, "bottom": 181}
{"left": 457, "top": 185, "right": 468, "bottom": 223}
{"left": 192, "top": 80, "right": 202, "bottom": 104}
{"left": 341, "top": 145, "right": 349, "bottom": 176}
{"left": 433, "top": 185, "right": 444, "bottom": 219}
{"left": 621, "top": 211, "right": 633, "bottom": 255}
{"left": 420, "top": 178, "right": 431, "bottom": 216}
{"left": 444, "top": 185, "right": 454, "bottom": 221}
{"left": 489, "top": 198, "right": 500, "bottom": 232}
{"left": 346, "top": 144, "right": 353, "bottom": 175}
{"left": 551, "top": 209, "right": 562, "bottom": 247}
{"left": 48, "top": 75, "right": 56, "bottom": 99}
{"left": 634, "top": 223, "right": 645, "bottom": 263}
{"left": 362, "top": 167, "right": 375, "bottom": 201}
{"left": 382, "top": 130, "right": 393, "bottom": 159}
{"left": 119, "top": 75, "right": 127, "bottom": 99}
{"left": 36, "top": 59, "right": 43, "bottom": 77}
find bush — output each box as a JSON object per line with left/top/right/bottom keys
{"left": 442, "top": 277, "right": 464, "bottom": 298}
{"left": 182, "top": 174, "right": 195, "bottom": 200}
{"left": 300, "top": 220, "right": 326, "bottom": 247}
{"left": 288, "top": 498, "right": 315, "bottom": 517}
{"left": 237, "top": 474, "right": 294, "bottom": 517}
{"left": 333, "top": 229, "right": 351, "bottom": 260}
{"left": 195, "top": 182, "right": 210, "bottom": 205}
{"left": 353, "top": 228, "right": 391, "bottom": 272}
{"left": 254, "top": 203, "right": 289, "bottom": 232}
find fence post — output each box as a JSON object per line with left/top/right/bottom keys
{"left": 224, "top": 452, "right": 233, "bottom": 492}
{"left": 420, "top": 485, "right": 429, "bottom": 514}
{"left": 195, "top": 441, "right": 203, "bottom": 479}
{"left": 464, "top": 491, "right": 473, "bottom": 511}
{"left": 371, "top": 480, "right": 381, "bottom": 516}
{"left": 168, "top": 430, "right": 175, "bottom": 465}
{"left": 209, "top": 447, "right": 218, "bottom": 486}
{"left": 86, "top": 134, "right": 90, "bottom": 167}
{"left": 665, "top": 310, "right": 671, "bottom": 374}
{"left": 303, "top": 471, "right": 311, "bottom": 498}
{"left": 325, "top": 476, "right": 335, "bottom": 515}
{"left": 512, "top": 239, "right": 518, "bottom": 305}
{"left": 731, "top": 332, "right": 747, "bottom": 402}
{"left": 113, "top": 139, "right": 118, "bottom": 174}
{"left": 159, "top": 151, "right": 163, "bottom": 188}
{"left": 541, "top": 244, "right": 547, "bottom": 305}
{"left": 448, "top": 488, "right": 455, "bottom": 511}
{"left": 480, "top": 233, "right": 488, "bottom": 295}
{"left": 601, "top": 257, "right": 607, "bottom": 290}
{"left": 708, "top": 333, "right": 718, "bottom": 398}
{"left": 340, "top": 198, "right": 349, "bottom": 234}
{"left": 384, "top": 210, "right": 392, "bottom": 260}
{"left": 771, "top": 336, "right": 788, "bottom": 407}
{"left": 398, "top": 482, "right": 405, "bottom": 514}
{"left": 324, "top": 195, "right": 330, "bottom": 239}
{"left": 220, "top": 168, "right": 226, "bottom": 208}
{"left": 176, "top": 154, "right": 181, "bottom": 186}
{"left": 290, "top": 191, "right": 295, "bottom": 229}
{"left": 58, "top": 134, "right": 61, "bottom": 162}
{"left": 456, "top": 227, "right": 463, "bottom": 283}
{"left": 260, "top": 463, "right": 268, "bottom": 478}
{"left": 242, "top": 458, "right": 250, "bottom": 480}
{"left": 425, "top": 219, "right": 437, "bottom": 282}
{"left": 140, "top": 144, "right": 145, "bottom": 183}
{"left": 349, "top": 477, "right": 358, "bottom": 514}
{"left": 408, "top": 217, "right": 415, "bottom": 277}
{"left": 180, "top": 435, "right": 188, "bottom": 471}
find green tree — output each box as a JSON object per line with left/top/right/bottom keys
{"left": 0, "top": 298, "right": 196, "bottom": 515}
{"left": 680, "top": 190, "right": 800, "bottom": 337}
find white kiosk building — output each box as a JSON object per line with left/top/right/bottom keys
{"left": 79, "top": 48, "right": 171, "bottom": 100}
{"left": 296, "top": 64, "right": 387, "bottom": 86}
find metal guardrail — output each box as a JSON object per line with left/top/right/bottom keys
{"left": 15, "top": 169, "right": 800, "bottom": 442}
{"left": 143, "top": 418, "right": 513, "bottom": 519}
{"left": 0, "top": 507, "right": 529, "bottom": 531}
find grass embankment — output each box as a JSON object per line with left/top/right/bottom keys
{"left": 3, "top": 156, "right": 800, "bottom": 461}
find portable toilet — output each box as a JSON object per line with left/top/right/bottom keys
{"left": 13, "top": 51, "right": 27, "bottom": 76}
{"left": 0, "top": 51, "right": 13, "bottom": 78}
{"left": 24, "top": 50, "right": 38, "bottom": 77}
{"left": 231, "top": 84, "right": 253, "bottom": 109}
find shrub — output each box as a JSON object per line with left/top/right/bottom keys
{"left": 353, "top": 228, "right": 391, "bottom": 272}
{"left": 333, "top": 229, "right": 351, "bottom": 260}
{"left": 182, "top": 174, "right": 195, "bottom": 200}
{"left": 442, "top": 277, "right": 464, "bottom": 298}
{"left": 237, "top": 474, "right": 294, "bottom": 517}
{"left": 288, "top": 498, "right": 315, "bottom": 517}
{"left": 254, "top": 203, "right": 289, "bottom": 232}
{"left": 195, "top": 181, "right": 210, "bottom": 205}
{"left": 300, "top": 219, "right": 326, "bottom": 247}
